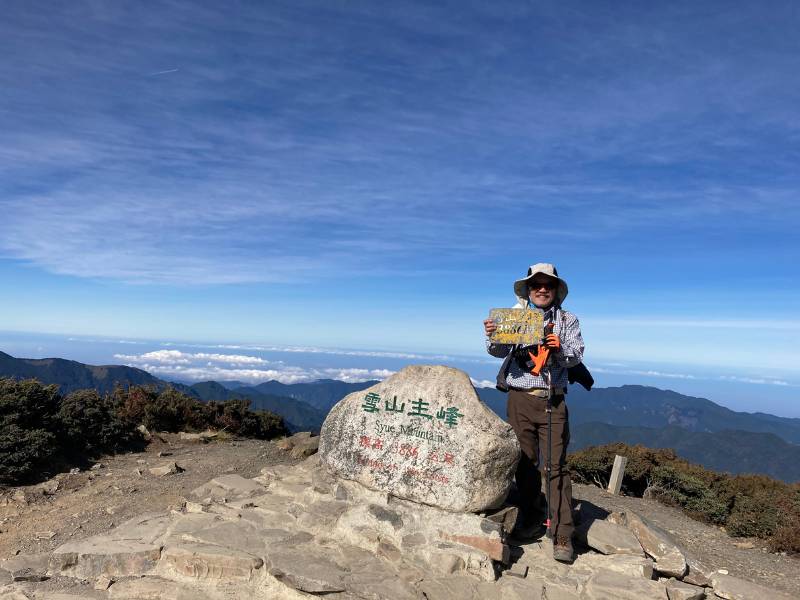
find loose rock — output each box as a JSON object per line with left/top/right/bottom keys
{"left": 289, "top": 435, "right": 320, "bottom": 459}
{"left": 148, "top": 462, "right": 183, "bottom": 477}
{"left": 666, "top": 577, "right": 706, "bottom": 600}
{"left": 178, "top": 430, "right": 217, "bottom": 443}
{"left": 190, "top": 474, "right": 265, "bottom": 500}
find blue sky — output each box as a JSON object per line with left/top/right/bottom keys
{"left": 1, "top": 2, "right": 798, "bottom": 415}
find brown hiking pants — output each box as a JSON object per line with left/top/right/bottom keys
{"left": 507, "top": 389, "right": 574, "bottom": 539}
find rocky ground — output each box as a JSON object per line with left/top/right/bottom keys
{"left": 0, "top": 432, "right": 300, "bottom": 559}
{"left": 0, "top": 434, "right": 797, "bottom": 600}
{"left": 573, "top": 483, "right": 800, "bottom": 598}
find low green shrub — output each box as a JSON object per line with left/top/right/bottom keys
{"left": 726, "top": 492, "right": 780, "bottom": 538}
{"left": 769, "top": 486, "right": 800, "bottom": 553}
{"left": 58, "top": 389, "right": 141, "bottom": 454}
{"left": 139, "top": 388, "right": 209, "bottom": 433}
{"left": 0, "top": 379, "right": 61, "bottom": 483}
{"left": 210, "top": 399, "right": 287, "bottom": 439}
{"left": 114, "top": 387, "right": 289, "bottom": 439}
{"left": 114, "top": 385, "right": 160, "bottom": 427}
{"left": 0, "top": 423, "right": 57, "bottom": 484}
{"left": 0, "top": 378, "right": 288, "bottom": 486}
{"left": 649, "top": 464, "right": 728, "bottom": 525}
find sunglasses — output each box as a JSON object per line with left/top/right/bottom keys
{"left": 528, "top": 280, "right": 556, "bottom": 290}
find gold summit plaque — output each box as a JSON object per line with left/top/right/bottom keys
{"left": 488, "top": 308, "right": 545, "bottom": 345}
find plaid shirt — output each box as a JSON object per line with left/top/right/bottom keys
{"left": 486, "top": 304, "right": 584, "bottom": 391}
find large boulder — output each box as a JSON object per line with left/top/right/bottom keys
{"left": 319, "top": 365, "right": 520, "bottom": 512}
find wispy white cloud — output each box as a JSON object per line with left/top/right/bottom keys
{"left": 588, "top": 318, "right": 800, "bottom": 331}
{"left": 717, "top": 375, "right": 791, "bottom": 387}
{"left": 148, "top": 68, "right": 179, "bottom": 76}
{"left": 114, "top": 350, "right": 277, "bottom": 366}
{"left": 594, "top": 366, "right": 796, "bottom": 388}
{"left": 1, "top": 2, "right": 798, "bottom": 284}
{"left": 593, "top": 367, "right": 697, "bottom": 380}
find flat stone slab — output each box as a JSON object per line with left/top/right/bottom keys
{"left": 108, "top": 576, "right": 216, "bottom": 599}
{"left": 0, "top": 588, "right": 31, "bottom": 600}
{"left": 0, "top": 553, "right": 50, "bottom": 582}
{"left": 711, "top": 573, "right": 794, "bottom": 600}
{"left": 160, "top": 542, "right": 263, "bottom": 581}
{"left": 49, "top": 513, "right": 173, "bottom": 579}
{"left": 190, "top": 474, "right": 265, "bottom": 501}
{"left": 265, "top": 547, "right": 349, "bottom": 593}
{"left": 583, "top": 568, "right": 668, "bottom": 599}
{"left": 319, "top": 365, "right": 520, "bottom": 512}
{"left": 577, "top": 519, "right": 644, "bottom": 556}
{"left": 419, "top": 575, "right": 502, "bottom": 600}
{"left": 179, "top": 518, "right": 287, "bottom": 556}
{"left": 49, "top": 538, "right": 162, "bottom": 579}
{"left": 610, "top": 511, "right": 687, "bottom": 578}
{"left": 574, "top": 552, "right": 655, "bottom": 580}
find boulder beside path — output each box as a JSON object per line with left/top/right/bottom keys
{"left": 319, "top": 365, "right": 520, "bottom": 513}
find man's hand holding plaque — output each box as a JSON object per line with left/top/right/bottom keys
{"left": 485, "top": 308, "right": 545, "bottom": 346}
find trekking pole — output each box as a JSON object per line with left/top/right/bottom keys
{"left": 542, "top": 317, "right": 556, "bottom": 539}
{"left": 527, "top": 317, "right": 555, "bottom": 536}
{"left": 545, "top": 362, "right": 553, "bottom": 538}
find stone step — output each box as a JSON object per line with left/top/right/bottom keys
{"left": 583, "top": 568, "right": 668, "bottom": 600}
{"left": 160, "top": 542, "right": 263, "bottom": 581}
{"left": 107, "top": 576, "right": 215, "bottom": 600}
{"left": 48, "top": 513, "right": 173, "bottom": 579}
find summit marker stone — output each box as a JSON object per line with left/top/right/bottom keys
{"left": 319, "top": 365, "right": 520, "bottom": 512}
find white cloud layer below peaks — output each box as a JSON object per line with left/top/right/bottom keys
{"left": 114, "top": 350, "right": 394, "bottom": 384}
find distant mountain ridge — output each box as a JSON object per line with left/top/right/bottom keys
{"left": 476, "top": 385, "right": 800, "bottom": 445}
{"left": 0, "top": 350, "right": 166, "bottom": 395}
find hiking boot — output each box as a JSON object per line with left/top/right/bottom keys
{"left": 510, "top": 519, "right": 546, "bottom": 542}
{"left": 553, "top": 535, "right": 575, "bottom": 563}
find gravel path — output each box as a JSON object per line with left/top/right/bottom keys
{"left": 573, "top": 482, "right": 799, "bottom": 598}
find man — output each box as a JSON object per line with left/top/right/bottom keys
{"left": 483, "top": 263, "right": 584, "bottom": 563}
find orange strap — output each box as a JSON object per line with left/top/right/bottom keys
{"left": 528, "top": 322, "right": 554, "bottom": 376}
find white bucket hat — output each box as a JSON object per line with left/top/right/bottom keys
{"left": 513, "top": 263, "right": 569, "bottom": 305}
